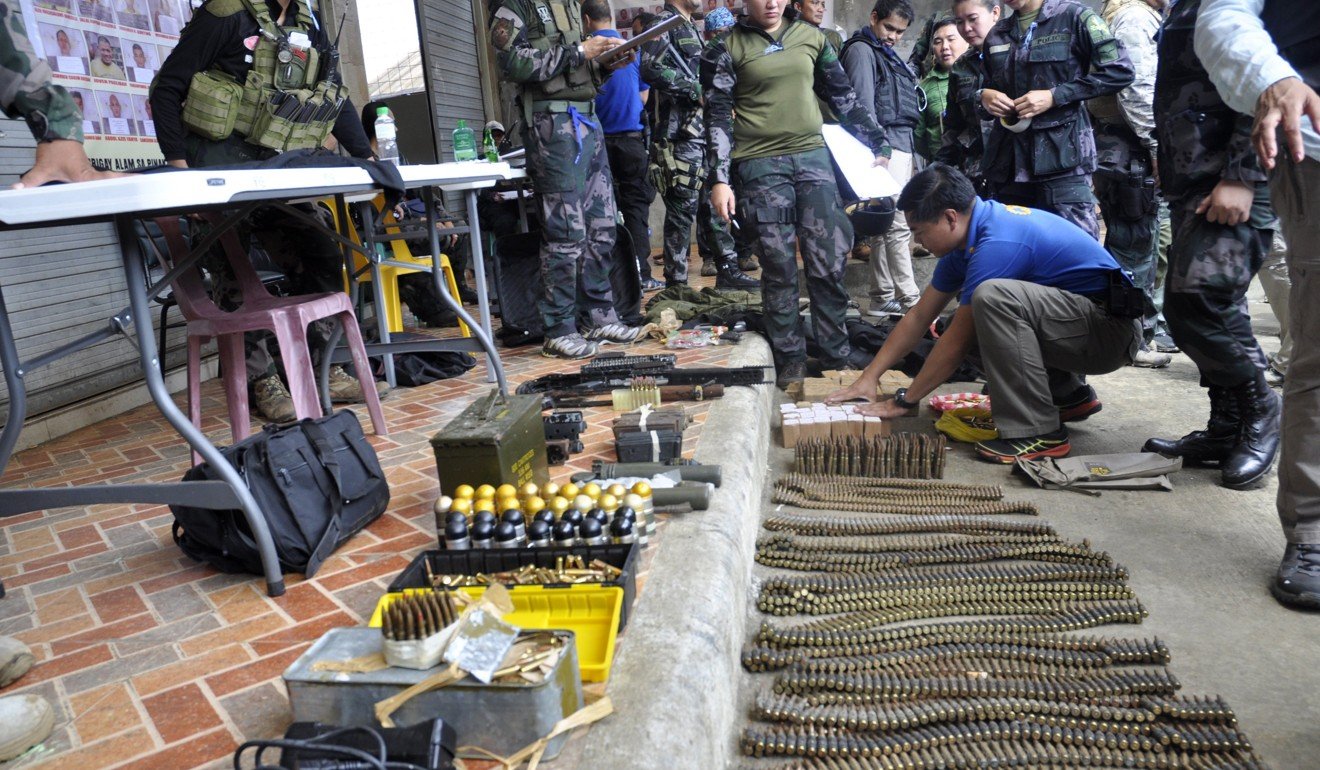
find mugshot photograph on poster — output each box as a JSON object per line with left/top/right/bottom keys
{"left": 38, "top": 21, "right": 88, "bottom": 75}
{"left": 19, "top": 0, "right": 185, "bottom": 166}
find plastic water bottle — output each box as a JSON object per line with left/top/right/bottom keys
{"left": 483, "top": 127, "right": 499, "bottom": 163}
{"left": 452, "top": 119, "right": 477, "bottom": 161}
{"left": 375, "top": 106, "right": 399, "bottom": 165}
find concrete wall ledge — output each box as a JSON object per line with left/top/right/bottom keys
{"left": 574, "top": 334, "right": 774, "bottom": 770}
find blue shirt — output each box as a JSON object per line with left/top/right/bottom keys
{"left": 592, "top": 29, "right": 648, "bottom": 134}
{"left": 931, "top": 198, "right": 1120, "bottom": 306}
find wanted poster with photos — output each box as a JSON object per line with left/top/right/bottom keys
{"left": 20, "top": 0, "right": 194, "bottom": 167}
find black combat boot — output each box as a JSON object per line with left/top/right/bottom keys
{"left": 714, "top": 255, "right": 760, "bottom": 290}
{"left": 1222, "top": 372, "right": 1281, "bottom": 490}
{"left": 1142, "top": 385, "right": 1240, "bottom": 464}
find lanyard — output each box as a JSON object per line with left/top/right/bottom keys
{"left": 567, "top": 106, "right": 598, "bottom": 165}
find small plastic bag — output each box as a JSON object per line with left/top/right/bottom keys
{"left": 442, "top": 585, "right": 519, "bottom": 683}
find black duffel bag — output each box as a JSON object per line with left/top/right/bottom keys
{"left": 169, "top": 410, "right": 390, "bottom": 578}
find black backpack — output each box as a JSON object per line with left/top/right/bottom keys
{"left": 169, "top": 410, "right": 390, "bottom": 578}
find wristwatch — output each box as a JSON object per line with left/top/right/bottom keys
{"left": 893, "top": 388, "right": 919, "bottom": 411}
{"left": 577, "top": 42, "right": 585, "bottom": 57}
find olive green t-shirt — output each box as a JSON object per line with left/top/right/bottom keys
{"left": 725, "top": 21, "right": 829, "bottom": 161}
{"left": 1017, "top": 8, "right": 1040, "bottom": 32}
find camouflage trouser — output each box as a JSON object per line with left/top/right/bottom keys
{"left": 1164, "top": 194, "right": 1272, "bottom": 387}
{"left": 658, "top": 135, "right": 734, "bottom": 283}
{"left": 523, "top": 109, "right": 621, "bottom": 338}
{"left": 186, "top": 134, "right": 342, "bottom": 382}
{"left": 994, "top": 175, "right": 1100, "bottom": 240}
{"left": 1093, "top": 127, "right": 1159, "bottom": 342}
{"left": 734, "top": 147, "right": 852, "bottom": 369}
{"left": 694, "top": 179, "right": 740, "bottom": 265}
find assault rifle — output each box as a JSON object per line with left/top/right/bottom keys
{"left": 516, "top": 354, "right": 772, "bottom": 409}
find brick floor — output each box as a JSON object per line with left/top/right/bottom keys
{"left": 0, "top": 273, "right": 745, "bottom": 768}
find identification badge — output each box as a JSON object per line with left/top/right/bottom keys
{"left": 987, "top": 43, "right": 1010, "bottom": 54}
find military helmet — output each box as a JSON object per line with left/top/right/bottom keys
{"left": 846, "top": 198, "right": 897, "bottom": 238}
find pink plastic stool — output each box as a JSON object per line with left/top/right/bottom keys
{"left": 152, "top": 216, "right": 387, "bottom": 450}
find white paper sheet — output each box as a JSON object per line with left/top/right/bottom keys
{"left": 822, "top": 123, "right": 901, "bottom": 199}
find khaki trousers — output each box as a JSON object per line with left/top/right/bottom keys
{"left": 971, "top": 279, "right": 1139, "bottom": 438}
{"left": 868, "top": 150, "right": 919, "bottom": 307}
{"left": 1272, "top": 156, "right": 1320, "bottom": 543}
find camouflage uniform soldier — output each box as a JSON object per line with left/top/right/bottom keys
{"left": 977, "top": 0, "right": 1134, "bottom": 239}
{"left": 642, "top": 1, "right": 758, "bottom": 289}
{"left": 490, "top": 0, "right": 645, "bottom": 358}
{"left": 702, "top": 0, "right": 889, "bottom": 387}
{"left": 1141, "top": 0, "right": 1279, "bottom": 490}
{"left": 1087, "top": 0, "right": 1168, "bottom": 367}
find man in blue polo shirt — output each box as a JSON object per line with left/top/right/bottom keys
{"left": 587, "top": 0, "right": 661, "bottom": 291}
{"left": 827, "top": 163, "right": 1141, "bottom": 462}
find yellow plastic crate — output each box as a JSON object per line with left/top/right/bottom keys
{"left": 369, "top": 585, "right": 623, "bottom": 683}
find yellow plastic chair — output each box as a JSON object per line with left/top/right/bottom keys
{"left": 328, "top": 195, "right": 470, "bottom": 337}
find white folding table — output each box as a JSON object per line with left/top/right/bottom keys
{"left": 0, "top": 162, "right": 515, "bottom": 596}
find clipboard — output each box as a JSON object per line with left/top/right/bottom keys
{"left": 595, "top": 13, "right": 685, "bottom": 67}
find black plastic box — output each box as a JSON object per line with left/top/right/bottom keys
{"left": 615, "top": 429, "right": 683, "bottom": 463}
{"left": 388, "top": 544, "right": 639, "bottom": 629}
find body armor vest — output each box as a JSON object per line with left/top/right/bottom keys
{"left": 176, "top": 0, "right": 346, "bottom": 152}
{"left": 840, "top": 35, "right": 921, "bottom": 133}
{"left": 522, "top": 0, "right": 596, "bottom": 105}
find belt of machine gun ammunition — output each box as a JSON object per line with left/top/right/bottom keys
{"left": 740, "top": 484, "right": 1266, "bottom": 769}
{"left": 773, "top": 475, "right": 1038, "bottom": 516}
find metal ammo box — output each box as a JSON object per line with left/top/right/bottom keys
{"left": 283, "top": 627, "right": 583, "bottom": 760}
{"left": 429, "top": 389, "right": 549, "bottom": 492}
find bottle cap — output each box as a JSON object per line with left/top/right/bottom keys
{"left": 376, "top": 106, "right": 389, "bottom": 116}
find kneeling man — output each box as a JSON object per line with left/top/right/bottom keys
{"left": 827, "top": 164, "right": 1141, "bottom": 462}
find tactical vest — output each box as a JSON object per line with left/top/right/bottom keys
{"left": 1087, "top": 0, "right": 1159, "bottom": 125}
{"left": 176, "top": 0, "right": 346, "bottom": 152}
{"left": 521, "top": 0, "right": 596, "bottom": 111}
{"left": 839, "top": 35, "right": 921, "bottom": 133}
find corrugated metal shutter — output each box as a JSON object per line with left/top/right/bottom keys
{"left": 416, "top": 0, "right": 490, "bottom": 210}
{"left": 0, "top": 117, "right": 189, "bottom": 419}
